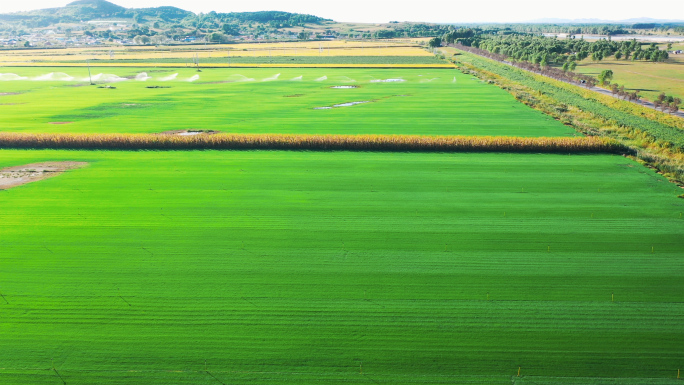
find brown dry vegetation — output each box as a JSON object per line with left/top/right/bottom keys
{"left": 0, "top": 132, "right": 628, "bottom": 154}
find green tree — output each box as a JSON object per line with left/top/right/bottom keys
{"left": 597, "top": 69, "right": 613, "bottom": 86}
{"left": 540, "top": 54, "right": 549, "bottom": 68}
{"left": 297, "top": 30, "right": 310, "bottom": 40}
{"left": 428, "top": 37, "right": 442, "bottom": 48}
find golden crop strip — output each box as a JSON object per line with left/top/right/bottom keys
{"left": 0, "top": 43, "right": 434, "bottom": 63}
{"left": 0, "top": 133, "right": 629, "bottom": 153}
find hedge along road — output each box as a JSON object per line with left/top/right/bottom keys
{"left": 0, "top": 149, "right": 682, "bottom": 385}
{"left": 447, "top": 44, "right": 684, "bottom": 119}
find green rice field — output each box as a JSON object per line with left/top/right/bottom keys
{"left": 1, "top": 149, "right": 683, "bottom": 385}
{"left": 0, "top": 67, "right": 576, "bottom": 137}
{"left": 2, "top": 50, "right": 684, "bottom": 385}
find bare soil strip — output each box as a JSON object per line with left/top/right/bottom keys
{"left": 0, "top": 162, "right": 88, "bottom": 190}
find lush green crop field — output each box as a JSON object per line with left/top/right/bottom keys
{"left": 0, "top": 67, "right": 575, "bottom": 137}
{"left": 1, "top": 149, "right": 682, "bottom": 385}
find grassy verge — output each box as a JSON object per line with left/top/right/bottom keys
{"left": 0, "top": 133, "right": 627, "bottom": 153}
{"left": 446, "top": 47, "right": 684, "bottom": 184}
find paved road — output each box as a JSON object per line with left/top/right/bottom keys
{"left": 487, "top": 55, "right": 684, "bottom": 120}
{"left": 590, "top": 85, "right": 684, "bottom": 119}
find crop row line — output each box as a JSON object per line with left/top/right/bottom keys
{"left": 0, "top": 133, "right": 629, "bottom": 153}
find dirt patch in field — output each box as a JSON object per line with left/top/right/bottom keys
{"left": 0, "top": 92, "right": 20, "bottom": 96}
{"left": 49, "top": 122, "right": 73, "bottom": 125}
{"left": 284, "top": 94, "right": 305, "bottom": 97}
{"left": 0, "top": 162, "right": 88, "bottom": 190}
{"left": 158, "top": 129, "right": 220, "bottom": 136}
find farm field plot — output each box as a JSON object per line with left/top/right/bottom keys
{"left": 0, "top": 149, "right": 683, "bottom": 385}
{"left": 0, "top": 41, "right": 435, "bottom": 65}
{"left": 0, "top": 68, "right": 576, "bottom": 137}
{"left": 574, "top": 55, "right": 684, "bottom": 101}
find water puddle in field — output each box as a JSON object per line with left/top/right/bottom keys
{"left": 314, "top": 101, "right": 370, "bottom": 110}
{"left": 0, "top": 162, "right": 88, "bottom": 190}
{"left": 370, "top": 78, "right": 405, "bottom": 83}
{"left": 330, "top": 85, "right": 359, "bottom": 89}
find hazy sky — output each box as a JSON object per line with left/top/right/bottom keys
{"left": 0, "top": 0, "right": 680, "bottom": 23}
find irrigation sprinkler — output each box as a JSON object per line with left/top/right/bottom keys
{"left": 86, "top": 59, "right": 94, "bottom": 85}
{"left": 612, "top": 292, "right": 614, "bottom": 302}
{"left": 486, "top": 292, "right": 489, "bottom": 301}
{"left": 517, "top": 367, "right": 521, "bottom": 377}
{"left": 677, "top": 369, "right": 680, "bottom": 379}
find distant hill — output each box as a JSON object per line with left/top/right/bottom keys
{"left": 0, "top": 0, "right": 327, "bottom": 26}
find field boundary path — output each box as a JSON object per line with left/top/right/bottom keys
{"left": 448, "top": 44, "right": 684, "bottom": 119}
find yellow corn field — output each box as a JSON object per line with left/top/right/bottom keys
{"left": 0, "top": 132, "right": 629, "bottom": 153}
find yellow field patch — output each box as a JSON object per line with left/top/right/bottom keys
{"left": 0, "top": 41, "right": 433, "bottom": 64}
